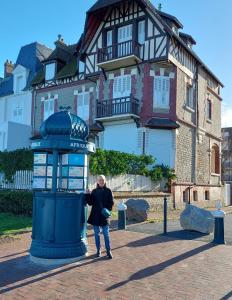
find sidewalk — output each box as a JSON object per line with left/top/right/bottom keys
{"left": 1, "top": 227, "right": 232, "bottom": 300}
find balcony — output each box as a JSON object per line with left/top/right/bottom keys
{"left": 97, "top": 40, "right": 142, "bottom": 70}
{"left": 96, "top": 96, "right": 139, "bottom": 121}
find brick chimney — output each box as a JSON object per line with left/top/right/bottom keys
{"left": 4, "top": 60, "right": 14, "bottom": 78}
{"left": 54, "top": 34, "right": 66, "bottom": 48}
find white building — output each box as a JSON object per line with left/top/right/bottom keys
{"left": 0, "top": 42, "right": 52, "bottom": 151}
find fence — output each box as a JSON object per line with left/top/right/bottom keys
{"left": 0, "top": 171, "right": 167, "bottom": 192}
{"left": 0, "top": 170, "right": 33, "bottom": 190}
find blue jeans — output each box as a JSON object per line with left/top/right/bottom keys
{"left": 93, "top": 225, "right": 111, "bottom": 252}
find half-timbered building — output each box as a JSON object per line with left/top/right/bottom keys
{"left": 32, "top": 0, "right": 223, "bottom": 204}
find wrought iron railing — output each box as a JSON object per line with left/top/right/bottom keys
{"left": 97, "top": 40, "right": 141, "bottom": 63}
{"left": 97, "top": 96, "right": 139, "bottom": 118}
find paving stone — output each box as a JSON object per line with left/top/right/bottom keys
{"left": 0, "top": 228, "right": 232, "bottom": 299}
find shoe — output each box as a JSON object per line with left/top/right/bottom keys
{"left": 107, "top": 250, "right": 113, "bottom": 259}
{"left": 96, "top": 250, "right": 101, "bottom": 257}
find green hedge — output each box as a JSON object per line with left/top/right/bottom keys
{"left": 89, "top": 149, "right": 154, "bottom": 176}
{"left": 0, "top": 149, "right": 33, "bottom": 182}
{"left": 0, "top": 190, "right": 33, "bottom": 216}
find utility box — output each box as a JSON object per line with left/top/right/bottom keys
{"left": 29, "top": 111, "right": 95, "bottom": 262}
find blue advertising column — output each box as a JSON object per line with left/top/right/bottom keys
{"left": 29, "top": 111, "right": 95, "bottom": 265}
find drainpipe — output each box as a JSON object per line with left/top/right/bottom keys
{"left": 194, "top": 63, "right": 200, "bottom": 185}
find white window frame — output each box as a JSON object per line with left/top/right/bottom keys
{"left": 186, "top": 84, "right": 194, "bottom": 110}
{"left": 153, "top": 76, "right": 170, "bottom": 110}
{"left": 45, "top": 63, "right": 56, "bottom": 81}
{"left": 15, "top": 75, "right": 24, "bottom": 94}
{"left": 44, "top": 99, "right": 54, "bottom": 120}
{"left": 77, "top": 92, "right": 90, "bottom": 121}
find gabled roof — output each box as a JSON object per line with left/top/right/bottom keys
{"left": 0, "top": 42, "right": 52, "bottom": 97}
{"left": 43, "top": 43, "right": 77, "bottom": 64}
{"left": 157, "top": 10, "right": 183, "bottom": 29}
{"left": 31, "top": 43, "right": 79, "bottom": 85}
{"left": 88, "top": 0, "right": 125, "bottom": 12}
{"left": 179, "top": 32, "right": 196, "bottom": 45}
{"left": 84, "top": 0, "right": 223, "bottom": 86}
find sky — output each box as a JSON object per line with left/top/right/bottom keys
{"left": 0, "top": 0, "right": 231, "bottom": 127}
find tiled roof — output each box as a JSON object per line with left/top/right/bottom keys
{"left": 0, "top": 42, "right": 52, "bottom": 96}
{"left": 31, "top": 44, "right": 78, "bottom": 85}
{"left": 56, "top": 57, "right": 78, "bottom": 79}
{"left": 157, "top": 10, "right": 183, "bottom": 29}
{"left": 0, "top": 76, "right": 13, "bottom": 97}
{"left": 179, "top": 32, "right": 196, "bottom": 45}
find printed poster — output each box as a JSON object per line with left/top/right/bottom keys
{"left": 34, "top": 153, "right": 47, "bottom": 165}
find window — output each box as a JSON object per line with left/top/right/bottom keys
{"left": 193, "top": 191, "right": 198, "bottom": 202}
{"left": 205, "top": 190, "right": 210, "bottom": 200}
{"left": 13, "top": 105, "right": 23, "bottom": 122}
{"left": 44, "top": 99, "right": 54, "bottom": 120}
{"left": 138, "top": 20, "right": 145, "bottom": 44}
{"left": 118, "top": 24, "right": 132, "bottom": 57}
{"left": 77, "top": 92, "right": 89, "bottom": 121}
{"left": 16, "top": 76, "right": 23, "bottom": 93}
{"left": 183, "top": 190, "right": 189, "bottom": 203}
{"left": 207, "top": 99, "right": 212, "bottom": 120}
{"left": 172, "top": 26, "right": 179, "bottom": 35}
{"left": 186, "top": 84, "right": 194, "bottom": 109}
{"left": 106, "top": 30, "right": 113, "bottom": 59}
{"left": 79, "top": 60, "right": 85, "bottom": 73}
{"left": 45, "top": 63, "right": 56, "bottom": 80}
{"left": 153, "top": 76, "right": 170, "bottom": 109}
{"left": 211, "top": 144, "right": 220, "bottom": 174}
{"left": 113, "top": 75, "right": 131, "bottom": 98}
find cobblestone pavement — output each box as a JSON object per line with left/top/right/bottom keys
{"left": 127, "top": 213, "right": 232, "bottom": 245}
{"left": 1, "top": 229, "right": 232, "bottom": 300}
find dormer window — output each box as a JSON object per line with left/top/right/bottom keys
{"left": 172, "top": 26, "right": 179, "bottom": 35}
{"left": 187, "top": 42, "right": 192, "bottom": 49}
{"left": 45, "top": 63, "right": 56, "bottom": 80}
{"left": 15, "top": 75, "right": 24, "bottom": 93}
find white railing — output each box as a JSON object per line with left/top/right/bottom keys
{"left": 0, "top": 170, "right": 33, "bottom": 190}
{"left": 0, "top": 171, "right": 166, "bottom": 192}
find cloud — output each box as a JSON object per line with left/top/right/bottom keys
{"left": 222, "top": 103, "right": 232, "bottom": 128}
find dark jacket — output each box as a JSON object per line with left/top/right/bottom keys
{"left": 86, "top": 185, "right": 114, "bottom": 226}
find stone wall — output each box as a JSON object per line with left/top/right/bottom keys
{"left": 175, "top": 123, "right": 195, "bottom": 183}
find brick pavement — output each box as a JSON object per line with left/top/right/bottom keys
{"left": 0, "top": 229, "right": 232, "bottom": 300}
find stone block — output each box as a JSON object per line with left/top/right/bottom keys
{"left": 180, "top": 204, "right": 214, "bottom": 234}
{"left": 125, "top": 199, "right": 150, "bottom": 222}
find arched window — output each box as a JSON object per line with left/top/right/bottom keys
{"left": 211, "top": 144, "right": 220, "bottom": 174}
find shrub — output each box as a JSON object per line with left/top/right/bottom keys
{"left": 0, "top": 190, "right": 33, "bottom": 216}
{"left": 0, "top": 149, "right": 33, "bottom": 182}
{"left": 89, "top": 149, "right": 155, "bottom": 176}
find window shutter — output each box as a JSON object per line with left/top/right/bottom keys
{"left": 83, "top": 93, "right": 89, "bottom": 121}
{"left": 113, "top": 77, "right": 118, "bottom": 98}
{"left": 162, "top": 78, "right": 170, "bottom": 107}
{"left": 145, "top": 129, "right": 150, "bottom": 154}
{"left": 137, "top": 128, "right": 143, "bottom": 153}
{"left": 154, "top": 77, "right": 162, "bottom": 107}
{"left": 77, "top": 94, "right": 83, "bottom": 117}
{"left": 154, "top": 76, "right": 170, "bottom": 109}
